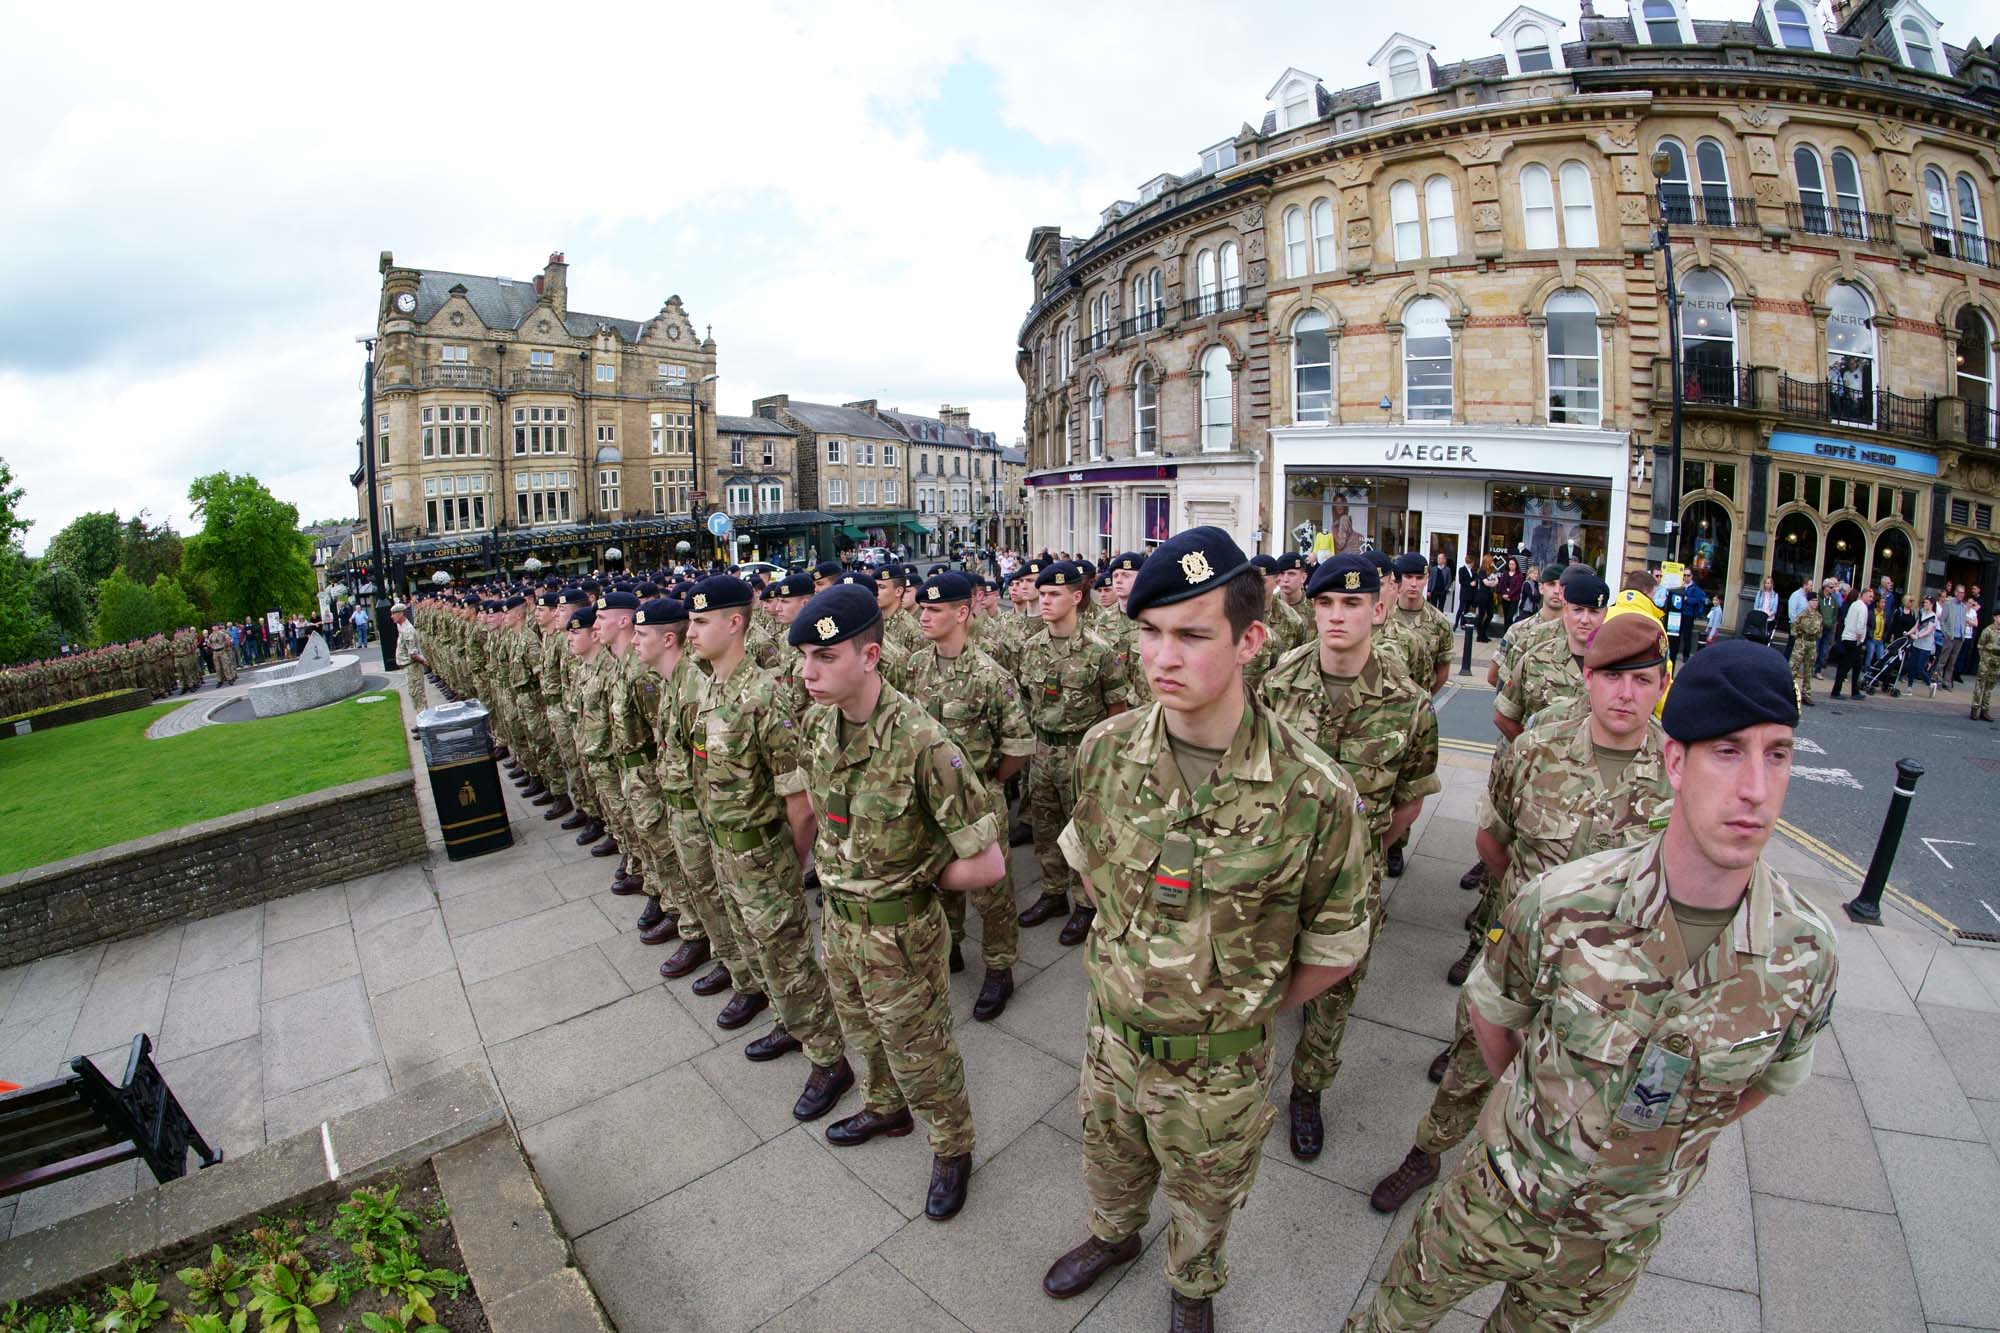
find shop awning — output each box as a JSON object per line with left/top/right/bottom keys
{"left": 839, "top": 524, "right": 867, "bottom": 540}
{"left": 904, "top": 521, "right": 934, "bottom": 536}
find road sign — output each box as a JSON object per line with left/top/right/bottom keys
{"left": 706, "top": 510, "right": 734, "bottom": 539}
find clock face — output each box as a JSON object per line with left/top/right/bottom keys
{"left": 394, "top": 292, "right": 417, "bottom": 314}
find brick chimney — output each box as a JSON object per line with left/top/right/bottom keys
{"left": 752, "top": 393, "right": 789, "bottom": 421}
{"left": 843, "top": 399, "right": 879, "bottom": 416}
{"left": 541, "top": 251, "right": 568, "bottom": 313}
{"left": 939, "top": 404, "right": 971, "bottom": 429}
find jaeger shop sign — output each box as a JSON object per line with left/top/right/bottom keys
{"left": 1381, "top": 441, "right": 1478, "bottom": 464}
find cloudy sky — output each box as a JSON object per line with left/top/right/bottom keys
{"left": 1, "top": 0, "right": 1985, "bottom": 551}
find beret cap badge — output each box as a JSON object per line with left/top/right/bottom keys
{"left": 692, "top": 593, "right": 708, "bottom": 611}
{"left": 1343, "top": 571, "right": 1360, "bottom": 590}
{"left": 1180, "top": 551, "right": 1215, "bottom": 585}
{"left": 816, "top": 616, "right": 838, "bottom": 641}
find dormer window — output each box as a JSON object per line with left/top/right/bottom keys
{"left": 1138, "top": 174, "right": 1173, "bottom": 204}
{"left": 1890, "top": 3, "right": 1943, "bottom": 72}
{"left": 1492, "top": 7, "right": 1568, "bottom": 74}
{"left": 1369, "top": 35, "right": 1435, "bottom": 101}
{"left": 1769, "top": 0, "right": 1816, "bottom": 49}
{"left": 1635, "top": 0, "right": 1692, "bottom": 44}
{"left": 1200, "top": 140, "right": 1238, "bottom": 176}
{"left": 1265, "top": 68, "right": 1323, "bottom": 131}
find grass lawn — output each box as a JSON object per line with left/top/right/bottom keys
{"left": 0, "top": 693, "right": 412, "bottom": 874}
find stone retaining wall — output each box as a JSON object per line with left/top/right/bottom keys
{"left": 2, "top": 688, "right": 152, "bottom": 736}
{"left": 0, "top": 771, "right": 426, "bottom": 968}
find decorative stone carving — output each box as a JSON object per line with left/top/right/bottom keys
{"left": 1739, "top": 103, "right": 1772, "bottom": 128}
{"left": 1248, "top": 261, "right": 1267, "bottom": 285}
{"left": 1618, "top": 196, "right": 1649, "bottom": 224}
{"left": 1754, "top": 177, "right": 1784, "bottom": 206}
{"left": 1244, "top": 234, "right": 1266, "bottom": 262}
{"left": 1606, "top": 124, "right": 1638, "bottom": 150}
{"left": 1337, "top": 161, "right": 1367, "bottom": 186}
{"left": 1243, "top": 206, "right": 1264, "bottom": 229}
{"left": 449, "top": 312, "right": 465, "bottom": 326}
{"left": 1472, "top": 202, "right": 1502, "bottom": 231}
{"left": 1619, "top": 161, "right": 1641, "bottom": 192}
{"left": 1887, "top": 158, "right": 1910, "bottom": 186}
{"left": 1346, "top": 190, "right": 1369, "bottom": 217}
{"left": 1468, "top": 166, "right": 1498, "bottom": 197}
{"left": 1461, "top": 136, "right": 1495, "bottom": 161}
{"left": 537, "top": 319, "right": 551, "bottom": 333}
{"left": 1876, "top": 118, "right": 1906, "bottom": 146}
{"left": 1346, "top": 220, "right": 1371, "bottom": 246}
{"left": 1750, "top": 142, "right": 1775, "bottom": 172}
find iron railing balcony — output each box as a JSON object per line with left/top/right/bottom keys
{"left": 1078, "top": 327, "right": 1115, "bottom": 356}
{"left": 1926, "top": 226, "right": 2000, "bottom": 269}
{"left": 1776, "top": 375, "right": 1937, "bottom": 440}
{"left": 1658, "top": 196, "right": 1760, "bottom": 231}
{"left": 1786, "top": 202, "right": 1894, "bottom": 244}
{"left": 1119, "top": 307, "right": 1171, "bottom": 338}
{"left": 1182, "top": 284, "right": 1245, "bottom": 319}
{"left": 1678, "top": 360, "right": 1753, "bottom": 408}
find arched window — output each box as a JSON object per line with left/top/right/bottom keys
{"left": 1545, "top": 290, "right": 1601, "bottom": 427}
{"left": 1219, "top": 242, "right": 1242, "bottom": 309}
{"left": 1925, "top": 167, "right": 1955, "bottom": 256}
{"left": 1958, "top": 308, "right": 1996, "bottom": 444}
{"left": 1695, "top": 138, "right": 1734, "bottom": 225}
{"left": 1773, "top": 0, "right": 1813, "bottom": 48}
{"left": 1642, "top": 0, "right": 1685, "bottom": 44}
{"left": 1957, "top": 174, "right": 1985, "bottom": 243}
{"left": 1197, "top": 248, "right": 1218, "bottom": 307}
{"left": 1656, "top": 138, "right": 1693, "bottom": 223}
{"left": 1063, "top": 410, "right": 1077, "bottom": 463}
{"left": 1292, "top": 310, "right": 1332, "bottom": 424}
{"left": 1521, "top": 164, "right": 1558, "bottom": 249}
{"left": 1515, "top": 24, "right": 1554, "bottom": 72}
{"left": 1389, "top": 50, "right": 1421, "bottom": 97}
{"left": 1131, "top": 267, "right": 1164, "bottom": 332}
{"left": 1199, "top": 347, "right": 1232, "bottom": 450}
{"left": 1826, "top": 282, "right": 1876, "bottom": 426}
{"left": 1133, "top": 365, "right": 1158, "bottom": 454}
{"left": 1679, "top": 498, "right": 1731, "bottom": 600}
{"left": 1794, "top": 146, "right": 1830, "bottom": 235}
{"left": 1901, "top": 17, "right": 1936, "bottom": 72}
{"left": 1087, "top": 377, "right": 1104, "bottom": 460}
{"left": 1678, "top": 268, "right": 1738, "bottom": 403}
{"left": 1425, "top": 176, "right": 1457, "bottom": 257}
{"left": 1059, "top": 326, "right": 1072, "bottom": 379}
{"left": 1403, "top": 297, "right": 1453, "bottom": 422}
{"left": 1774, "top": 510, "right": 1819, "bottom": 607}
{"left": 1560, "top": 161, "right": 1598, "bottom": 246}
{"left": 1390, "top": 181, "right": 1421, "bottom": 261}
{"left": 1283, "top": 206, "right": 1307, "bottom": 278}
{"left": 1311, "top": 197, "right": 1337, "bottom": 271}
{"left": 1831, "top": 150, "right": 1867, "bottom": 238}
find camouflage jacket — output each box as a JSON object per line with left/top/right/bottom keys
{"left": 1789, "top": 609, "right": 1823, "bottom": 652}
{"left": 1496, "top": 628, "right": 1585, "bottom": 725}
{"left": 1381, "top": 602, "right": 1456, "bottom": 690}
{"left": 1980, "top": 620, "right": 2000, "bottom": 672}
{"left": 1466, "top": 834, "right": 1838, "bottom": 1239}
{"left": 692, "top": 659, "right": 805, "bottom": 832}
{"left": 745, "top": 613, "right": 785, "bottom": 672}
{"left": 574, "top": 652, "right": 616, "bottom": 759}
{"left": 1496, "top": 612, "right": 1564, "bottom": 692}
{"left": 1058, "top": 699, "right": 1371, "bottom": 1036}
{"left": 654, "top": 652, "right": 707, "bottom": 800}
{"left": 1017, "top": 625, "right": 1133, "bottom": 741}
{"left": 1244, "top": 595, "right": 1310, "bottom": 689}
{"left": 1257, "top": 645, "right": 1441, "bottom": 855}
{"left": 883, "top": 610, "right": 926, "bottom": 659}
{"left": 801, "top": 685, "right": 999, "bottom": 903}
{"left": 902, "top": 642, "right": 1037, "bottom": 791}
{"left": 1088, "top": 609, "right": 1147, "bottom": 702}
{"left": 1477, "top": 713, "right": 1673, "bottom": 899}
{"left": 609, "top": 649, "right": 658, "bottom": 757}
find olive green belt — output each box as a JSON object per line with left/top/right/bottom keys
{"left": 617, "top": 746, "right": 658, "bottom": 770}
{"left": 1101, "top": 1013, "right": 1266, "bottom": 1063}
{"left": 713, "top": 821, "right": 783, "bottom": 853}
{"left": 823, "top": 888, "right": 935, "bottom": 926}
{"left": 663, "top": 791, "right": 697, "bottom": 811}
{"left": 1033, "top": 726, "right": 1088, "bottom": 747}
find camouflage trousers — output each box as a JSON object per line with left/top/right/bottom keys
{"left": 715, "top": 827, "right": 843, "bottom": 1065}
{"left": 1080, "top": 1007, "right": 1276, "bottom": 1300}
{"left": 585, "top": 757, "right": 644, "bottom": 879}
{"left": 619, "top": 764, "right": 676, "bottom": 913}
{"left": 1024, "top": 740, "right": 1078, "bottom": 905}
{"left": 822, "top": 901, "right": 973, "bottom": 1156}
{"left": 1790, "top": 641, "right": 1815, "bottom": 703}
{"left": 1290, "top": 883, "right": 1384, "bottom": 1094}
{"left": 1975, "top": 669, "right": 1999, "bottom": 713}
{"left": 1346, "top": 1146, "right": 1659, "bottom": 1331}
{"left": 1415, "top": 990, "right": 1495, "bottom": 1155}
{"left": 216, "top": 648, "right": 238, "bottom": 684}
{"left": 943, "top": 792, "right": 1019, "bottom": 969}
{"left": 538, "top": 702, "right": 573, "bottom": 800}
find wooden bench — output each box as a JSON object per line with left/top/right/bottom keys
{"left": 0, "top": 1034, "right": 222, "bottom": 1199}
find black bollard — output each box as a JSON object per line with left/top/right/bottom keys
{"left": 1459, "top": 622, "right": 1476, "bottom": 677}
{"left": 1844, "top": 758, "right": 1925, "bottom": 925}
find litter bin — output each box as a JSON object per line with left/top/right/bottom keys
{"left": 416, "top": 700, "right": 513, "bottom": 860}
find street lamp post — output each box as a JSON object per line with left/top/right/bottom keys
{"left": 686, "top": 373, "right": 720, "bottom": 523}
{"left": 357, "top": 336, "right": 397, "bottom": 670}
{"left": 1651, "top": 149, "right": 1684, "bottom": 569}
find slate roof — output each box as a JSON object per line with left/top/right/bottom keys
{"left": 778, "top": 400, "right": 906, "bottom": 442}
{"left": 873, "top": 408, "right": 1001, "bottom": 452}
{"left": 413, "top": 269, "right": 646, "bottom": 342}
{"left": 714, "top": 414, "right": 796, "bottom": 437}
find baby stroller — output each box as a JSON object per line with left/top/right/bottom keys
{"left": 1858, "top": 633, "right": 1913, "bottom": 698}
{"left": 1742, "top": 609, "right": 1775, "bottom": 647}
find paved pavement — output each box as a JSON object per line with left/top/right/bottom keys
{"left": 3, "top": 667, "right": 1998, "bottom": 1331}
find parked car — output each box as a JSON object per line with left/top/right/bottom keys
{"left": 735, "top": 560, "right": 793, "bottom": 578}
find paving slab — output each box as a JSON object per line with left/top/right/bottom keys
{"left": 1598, "top": 1271, "right": 1761, "bottom": 1332}
{"left": 575, "top": 1128, "right": 905, "bottom": 1333}
{"left": 174, "top": 906, "right": 264, "bottom": 980}
{"left": 1384, "top": 854, "right": 1486, "bottom": 935}
{"left": 686, "top": 1016, "right": 832, "bottom": 1143}
{"left": 157, "top": 1035, "right": 265, "bottom": 1161}
{"left": 453, "top": 898, "right": 617, "bottom": 986}
{"left": 1741, "top": 1074, "right": 1895, "bottom": 1212}
{"left": 992, "top": 946, "right": 1088, "bottom": 1068}
{"left": 594, "top": 922, "right": 677, "bottom": 994}
{"left": 429, "top": 839, "right": 563, "bottom": 898}
{"left": 1828, "top": 926, "right": 1921, "bottom": 1018}
{"left": 324, "top": 1061, "right": 505, "bottom": 1180}
{"left": 1410, "top": 814, "right": 1480, "bottom": 867}
{"left": 259, "top": 922, "right": 359, "bottom": 1003}
{"left": 6, "top": 1159, "right": 141, "bottom": 1239}
{"left": 523, "top": 1062, "right": 760, "bottom": 1236}
{"left": 487, "top": 987, "right": 713, "bottom": 1128}
{"left": 441, "top": 872, "right": 565, "bottom": 937}
{"left": 1970, "top": 1097, "right": 2000, "bottom": 1149}
{"left": 262, "top": 1061, "right": 393, "bottom": 1142}
{"left": 1913, "top": 948, "right": 1999, "bottom": 1013}
{"left": 1645, "top": 1122, "right": 1759, "bottom": 1293}
{"left": 1918, "top": 1002, "right": 2000, "bottom": 1102}
{"left": 342, "top": 865, "right": 437, "bottom": 934}
{"left": 434, "top": 1127, "right": 572, "bottom": 1304}
{"left": 464, "top": 943, "right": 630, "bottom": 1045}
{"left": 371, "top": 969, "right": 481, "bottom": 1084}
{"left": 261, "top": 974, "right": 381, "bottom": 1097}
{"left": 4, "top": 946, "right": 105, "bottom": 1026}
{"left": 1350, "top": 922, "right": 1464, "bottom": 1044}
{"left": 1753, "top": 1193, "right": 1925, "bottom": 1333}
{"left": 546, "top": 858, "right": 619, "bottom": 902}
{"left": 96, "top": 926, "right": 184, "bottom": 982}
{"left": 1875, "top": 1128, "right": 2000, "bottom": 1329}
{"left": 1264, "top": 1017, "right": 1457, "bottom": 1196}
{"left": 157, "top": 957, "right": 261, "bottom": 1061}
{"left": 0, "top": 1007, "right": 85, "bottom": 1088}
{"left": 1835, "top": 1007, "right": 1986, "bottom": 1142}
{"left": 354, "top": 907, "right": 456, "bottom": 996}
{"left": 263, "top": 883, "right": 351, "bottom": 945}
{"left": 486, "top": 1267, "right": 611, "bottom": 1333}
{"left": 764, "top": 1252, "right": 971, "bottom": 1332}
{"left": 63, "top": 966, "right": 171, "bottom": 1060}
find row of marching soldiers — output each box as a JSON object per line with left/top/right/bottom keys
{"left": 407, "top": 530, "right": 1836, "bottom": 1333}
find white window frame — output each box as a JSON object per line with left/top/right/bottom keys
{"left": 1369, "top": 34, "right": 1435, "bottom": 101}
{"left": 1284, "top": 206, "right": 1307, "bottom": 278}
{"left": 1765, "top": 0, "right": 1822, "bottom": 51}
{"left": 1292, "top": 310, "right": 1333, "bottom": 425}
{"left": 825, "top": 438, "right": 845, "bottom": 465}
{"left": 1133, "top": 365, "right": 1158, "bottom": 455}
{"left": 440, "top": 345, "right": 468, "bottom": 363}
{"left": 1390, "top": 181, "right": 1421, "bottom": 261}
{"left": 1199, "top": 346, "right": 1232, "bottom": 451}
{"left": 1311, "top": 197, "right": 1337, "bottom": 272}
{"left": 1890, "top": 4, "right": 1942, "bottom": 73}
{"left": 1559, "top": 160, "right": 1598, "bottom": 247}
{"left": 1544, "top": 290, "right": 1602, "bottom": 428}
{"left": 595, "top": 363, "right": 615, "bottom": 383}
{"left": 1219, "top": 242, "right": 1242, "bottom": 308}
{"left": 727, "top": 484, "right": 753, "bottom": 517}
{"left": 859, "top": 440, "right": 876, "bottom": 467}
{"left": 1424, "top": 176, "right": 1457, "bottom": 258}
{"left": 1831, "top": 150, "right": 1867, "bottom": 238}
{"left": 1521, "top": 164, "right": 1559, "bottom": 249}
{"left": 528, "top": 349, "right": 554, "bottom": 368}
{"left": 1087, "top": 378, "right": 1105, "bottom": 460}
{"left": 597, "top": 467, "right": 621, "bottom": 513}
{"left": 1825, "top": 282, "right": 1878, "bottom": 427}
{"left": 827, "top": 477, "right": 846, "bottom": 506}
{"left": 759, "top": 481, "right": 784, "bottom": 512}
{"left": 1403, "top": 297, "right": 1454, "bottom": 423}
{"left": 1491, "top": 7, "right": 1568, "bottom": 75}
{"left": 1634, "top": 0, "right": 1693, "bottom": 45}
{"left": 1266, "top": 68, "right": 1322, "bottom": 131}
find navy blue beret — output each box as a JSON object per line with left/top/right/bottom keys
{"left": 1661, "top": 639, "right": 1799, "bottom": 742}
{"left": 566, "top": 606, "right": 597, "bottom": 630}
{"left": 1275, "top": 552, "right": 1306, "bottom": 572}
{"left": 919, "top": 572, "right": 974, "bottom": 605}
{"left": 1391, "top": 552, "right": 1428, "bottom": 577}
{"left": 768, "top": 572, "right": 815, "bottom": 600}
{"left": 598, "top": 590, "right": 640, "bottom": 611}
{"left": 788, "top": 585, "right": 882, "bottom": 648}
{"left": 687, "top": 575, "right": 752, "bottom": 613}
{"left": 1307, "top": 554, "right": 1380, "bottom": 597}
{"left": 1251, "top": 554, "right": 1280, "bottom": 574}
{"left": 635, "top": 598, "right": 686, "bottom": 626}
{"left": 837, "top": 571, "right": 878, "bottom": 592}
{"left": 536, "top": 591, "right": 561, "bottom": 608}
{"left": 558, "top": 587, "right": 589, "bottom": 606}
{"left": 1561, "top": 567, "right": 1610, "bottom": 610}
{"left": 1107, "top": 551, "right": 1145, "bottom": 574}
{"left": 812, "top": 560, "right": 842, "bottom": 579}
{"left": 1036, "top": 561, "right": 1087, "bottom": 589}
{"left": 1125, "top": 526, "right": 1252, "bottom": 618}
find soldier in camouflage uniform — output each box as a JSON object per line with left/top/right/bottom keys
{"left": 791, "top": 583, "right": 1005, "bottom": 1222}
{"left": 1240, "top": 555, "right": 1308, "bottom": 692}
{"left": 1258, "top": 555, "right": 1440, "bottom": 1160}
{"left": 1371, "top": 611, "right": 1676, "bottom": 1215}
{"left": 1973, "top": 616, "right": 2000, "bottom": 722}
{"left": 1092, "top": 552, "right": 1148, "bottom": 703}
{"left": 686, "top": 575, "right": 855, "bottom": 1122}
{"left": 1790, "top": 589, "right": 1823, "bottom": 708}
{"left": 1350, "top": 640, "right": 1836, "bottom": 1331}
{"left": 1042, "top": 528, "right": 1370, "bottom": 1333}
{"left": 1381, "top": 553, "right": 1456, "bottom": 696}
{"left": 205, "top": 625, "right": 238, "bottom": 684}
{"left": 874, "top": 566, "right": 925, "bottom": 658}
{"left": 905, "top": 571, "right": 1037, "bottom": 1019}
{"left": 1015, "top": 561, "right": 1135, "bottom": 947}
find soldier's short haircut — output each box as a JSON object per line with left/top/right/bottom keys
{"left": 1221, "top": 568, "right": 1266, "bottom": 641}
{"left": 851, "top": 621, "right": 884, "bottom": 651}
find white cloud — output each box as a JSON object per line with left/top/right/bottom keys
{"left": 0, "top": 0, "right": 1987, "bottom": 548}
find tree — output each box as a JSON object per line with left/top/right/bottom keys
{"left": 150, "top": 573, "right": 199, "bottom": 631}
{"left": 44, "top": 510, "right": 123, "bottom": 588}
{"left": 93, "top": 569, "right": 165, "bottom": 643}
{"left": 120, "top": 512, "right": 184, "bottom": 586}
{"left": 30, "top": 559, "right": 90, "bottom": 644}
{"left": 0, "top": 458, "right": 56, "bottom": 665}
{"left": 183, "top": 473, "right": 316, "bottom": 621}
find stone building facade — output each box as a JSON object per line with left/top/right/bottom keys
{"left": 750, "top": 396, "right": 918, "bottom": 551}
{"left": 876, "top": 405, "right": 1006, "bottom": 557}
{"left": 1020, "top": 0, "right": 2000, "bottom": 623}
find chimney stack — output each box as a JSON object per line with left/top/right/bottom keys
{"left": 940, "top": 404, "right": 971, "bottom": 429}
{"left": 541, "top": 252, "right": 568, "bottom": 313}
